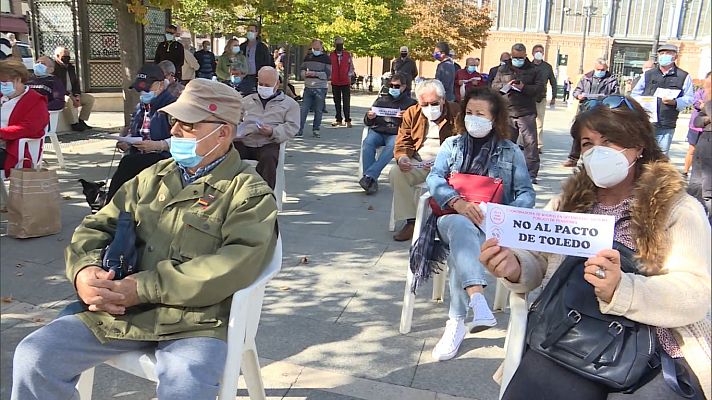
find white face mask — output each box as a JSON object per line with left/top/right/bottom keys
{"left": 581, "top": 146, "right": 636, "bottom": 188}
{"left": 533, "top": 52, "right": 544, "bottom": 61}
{"left": 421, "top": 104, "right": 442, "bottom": 121}
{"left": 464, "top": 115, "right": 493, "bottom": 138}
{"left": 257, "top": 85, "right": 275, "bottom": 99}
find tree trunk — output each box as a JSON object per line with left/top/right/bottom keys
{"left": 112, "top": 0, "right": 142, "bottom": 127}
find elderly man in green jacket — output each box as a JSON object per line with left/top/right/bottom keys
{"left": 12, "top": 78, "right": 278, "bottom": 400}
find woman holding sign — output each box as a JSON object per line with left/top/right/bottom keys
{"left": 481, "top": 95, "right": 711, "bottom": 400}
{"left": 414, "top": 87, "right": 535, "bottom": 362}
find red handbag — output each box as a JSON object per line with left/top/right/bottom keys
{"left": 428, "top": 173, "right": 504, "bottom": 217}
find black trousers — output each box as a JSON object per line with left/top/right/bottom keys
{"left": 0, "top": 148, "right": 6, "bottom": 170}
{"left": 234, "top": 141, "right": 280, "bottom": 189}
{"left": 107, "top": 152, "right": 167, "bottom": 201}
{"left": 503, "top": 349, "right": 703, "bottom": 400}
{"left": 332, "top": 84, "right": 351, "bottom": 122}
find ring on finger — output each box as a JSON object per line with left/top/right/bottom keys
{"left": 595, "top": 267, "right": 606, "bottom": 280}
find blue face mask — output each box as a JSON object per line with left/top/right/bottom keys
{"left": 467, "top": 66, "right": 477, "bottom": 73}
{"left": 388, "top": 87, "right": 401, "bottom": 97}
{"left": 232, "top": 46, "right": 240, "bottom": 54}
{"left": 312, "top": 50, "right": 322, "bottom": 56}
{"left": 511, "top": 58, "right": 525, "bottom": 68}
{"left": 33, "top": 63, "right": 48, "bottom": 76}
{"left": 593, "top": 70, "right": 606, "bottom": 78}
{"left": 230, "top": 75, "right": 242, "bottom": 84}
{"left": 658, "top": 54, "right": 674, "bottom": 67}
{"left": 433, "top": 51, "right": 441, "bottom": 61}
{"left": 170, "top": 125, "right": 222, "bottom": 168}
{"left": 0, "top": 81, "right": 15, "bottom": 97}
{"left": 139, "top": 90, "right": 156, "bottom": 104}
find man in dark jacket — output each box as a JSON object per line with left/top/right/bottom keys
{"left": 154, "top": 24, "right": 184, "bottom": 81}
{"left": 562, "top": 58, "right": 620, "bottom": 167}
{"left": 434, "top": 42, "right": 457, "bottom": 102}
{"left": 488, "top": 52, "right": 510, "bottom": 85}
{"left": 194, "top": 40, "right": 216, "bottom": 79}
{"left": 391, "top": 46, "right": 418, "bottom": 96}
{"left": 359, "top": 73, "right": 417, "bottom": 194}
{"left": 491, "top": 43, "right": 544, "bottom": 181}
{"left": 240, "top": 24, "right": 275, "bottom": 92}
{"left": 54, "top": 46, "right": 95, "bottom": 131}
{"left": 531, "top": 44, "right": 556, "bottom": 153}
{"left": 329, "top": 37, "right": 355, "bottom": 128}
{"left": 631, "top": 44, "right": 694, "bottom": 155}
{"left": 27, "top": 56, "right": 66, "bottom": 111}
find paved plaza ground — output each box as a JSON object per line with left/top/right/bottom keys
{"left": 0, "top": 90, "right": 693, "bottom": 400}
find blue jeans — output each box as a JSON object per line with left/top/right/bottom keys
{"left": 12, "top": 315, "right": 227, "bottom": 400}
{"left": 300, "top": 87, "right": 327, "bottom": 133}
{"left": 437, "top": 214, "right": 488, "bottom": 320}
{"left": 655, "top": 127, "right": 675, "bottom": 155}
{"left": 361, "top": 129, "right": 396, "bottom": 179}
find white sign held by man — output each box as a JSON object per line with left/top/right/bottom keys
{"left": 484, "top": 204, "right": 615, "bottom": 257}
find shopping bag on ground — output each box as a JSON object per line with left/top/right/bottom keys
{"left": 7, "top": 168, "right": 62, "bottom": 238}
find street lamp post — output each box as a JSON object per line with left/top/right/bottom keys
{"left": 565, "top": 0, "right": 596, "bottom": 74}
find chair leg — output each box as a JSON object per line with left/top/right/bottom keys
{"left": 0, "top": 178, "right": 8, "bottom": 210}
{"left": 49, "top": 133, "right": 66, "bottom": 169}
{"left": 241, "top": 345, "right": 267, "bottom": 400}
{"left": 389, "top": 195, "right": 396, "bottom": 232}
{"left": 493, "top": 280, "right": 509, "bottom": 312}
{"left": 431, "top": 270, "right": 446, "bottom": 302}
{"left": 399, "top": 267, "right": 416, "bottom": 334}
{"left": 76, "top": 367, "right": 95, "bottom": 400}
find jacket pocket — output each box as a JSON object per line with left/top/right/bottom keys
{"left": 178, "top": 212, "right": 223, "bottom": 260}
{"left": 156, "top": 306, "right": 221, "bottom": 335}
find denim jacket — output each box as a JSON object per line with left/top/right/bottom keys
{"left": 427, "top": 134, "right": 535, "bottom": 210}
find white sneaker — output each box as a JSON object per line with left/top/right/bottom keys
{"left": 431, "top": 318, "right": 466, "bottom": 361}
{"left": 469, "top": 292, "right": 497, "bottom": 333}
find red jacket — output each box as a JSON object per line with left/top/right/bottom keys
{"left": 329, "top": 50, "right": 353, "bottom": 86}
{"left": 454, "top": 69, "right": 485, "bottom": 102}
{"left": 0, "top": 89, "right": 49, "bottom": 175}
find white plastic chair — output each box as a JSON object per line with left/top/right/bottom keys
{"left": 242, "top": 142, "right": 287, "bottom": 211}
{"left": 399, "top": 192, "right": 509, "bottom": 334}
{"left": 43, "top": 110, "right": 66, "bottom": 169}
{"left": 499, "top": 291, "right": 528, "bottom": 399}
{"left": 0, "top": 136, "right": 44, "bottom": 207}
{"left": 76, "top": 235, "right": 283, "bottom": 400}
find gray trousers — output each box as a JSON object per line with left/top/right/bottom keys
{"left": 12, "top": 315, "right": 227, "bottom": 400}
{"left": 509, "top": 113, "right": 540, "bottom": 179}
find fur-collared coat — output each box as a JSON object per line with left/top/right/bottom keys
{"left": 504, "top": 161, "right": 711, "bottom": 399}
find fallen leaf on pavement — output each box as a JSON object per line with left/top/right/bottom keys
{"left": 279, "top": 286, "right": 290, "bottom": 291}
{"left": 367, "top": 205, "right": 374, "bottom": 211}
{"left": 62, "top": 196, "right": 72, "bottom": 200}
{"left": 299, "top": 256, "right": 309, "bottom": 264}
{"left": 33, "top": 318, "right": 44, "bottom": 323}
{"left": 1, "top": 296, "right": 14, "bottom": 303}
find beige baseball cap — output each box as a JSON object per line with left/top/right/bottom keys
{"left": 159, "top": 78, "right": 242, "bottom": 126}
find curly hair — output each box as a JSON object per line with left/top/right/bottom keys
{"left": 454, "top": 86, "right": 511, "bottom": 141}
{"left": 570, "top": 96, "right": 667, "bottom": 170}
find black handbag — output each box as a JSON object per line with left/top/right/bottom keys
{"left": 526, "top": 242, "right": 660, "bottom": 392}
{"left": 100, "top": 210, "right": 139, "bottom": 280}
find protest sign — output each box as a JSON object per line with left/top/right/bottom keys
{"left": 371, "top": 107, "right": 401, "bottom": 117}
{"left": 484, "top": 204, "right": 615, "bottom": 257}
{"left": 634, "top": 96, "right": 658, "bottom": 123}
{"left": 653, "top": 88, "right": 681, "bottom": 99}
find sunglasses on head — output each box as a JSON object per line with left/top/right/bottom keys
{"left": 581, "top": 95, "right": 634, "bottom": 112}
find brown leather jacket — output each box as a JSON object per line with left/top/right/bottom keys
{"left": 393, "top": 101, "right": 460, "bottom": 160}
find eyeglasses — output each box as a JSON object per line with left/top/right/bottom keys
{"left": 389, "top": 84, "right": 402, "bottom": 89}
{"left": 420, "top": 101, "right": 440, "bottom": 107}
{"left": 581, "top": 95, "right": 634, "bottom": 112}
{"left": 169, "top": 116, "right": 227, "bottom": 131}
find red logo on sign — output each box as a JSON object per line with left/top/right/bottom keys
{"left": 208, "top": 104, "right": 217, "bottom": 111}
